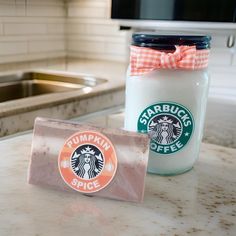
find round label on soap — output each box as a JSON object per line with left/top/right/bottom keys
{"left": 58, "top": 131, "right": 117, "bottom": 193}
{"left": 137, "top": 102, "right": 194, "bottom": 155}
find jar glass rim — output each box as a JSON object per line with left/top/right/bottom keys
{"left": 132, "top": 33, "right": 211, "bottom": 50}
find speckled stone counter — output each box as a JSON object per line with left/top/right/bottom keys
{"left": 0, "top": 112, "right": 235, "bottom": 236}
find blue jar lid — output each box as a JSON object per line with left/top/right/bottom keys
{"left": 132, "top": 33, "right": 211, "bottom": 50}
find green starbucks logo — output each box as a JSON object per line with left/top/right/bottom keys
{"left": 137, "top": 102, "right": 194, "bottom": 154}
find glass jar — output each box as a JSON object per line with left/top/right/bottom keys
{"left": 124, "top": 33, "right": 211, "bottom": 175}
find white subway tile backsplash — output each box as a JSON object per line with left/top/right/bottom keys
{"left": 67, "top": 23, "right": 126, "bottom": 37}
{"left": 1, "top": 0, "right": 232, "bottom": 66}
{"left": 68, "top": 35, "right": 126, "bottom": 44}
{"left": 26, "top": 0, "right": 64, "bottom": 6}
{"left": 47, "top": 23, "right": 65, "bottom": 34}
{"left": 0, "top": 41, "right": 27, "bottom": 56}
{"left": 0, "top": 1, "right": 15, "bottom": 3}
{"left": 84, "top": 24, "right": 121, "bottom": 36}
{"left": 106, "top": 43, "right": 128, "bottom": 55}
{"left": 1, "top": 16, "right": 65, "bottom": 24}
{"left": 15, "top": 0, "right": 25, "bottom": 4}
{"left": 0, "top": 4, "right": 18, "bottom": 17}
{"left": 67, "top": 24, "right": 86, "bottom": 34}
{"left": 68, "top": 40, "right": 105, "bottom": 53}
{"left": 67, "top": 18, "right": 114, "bottom": 25}
{"left": 68, "top": 7, "right": 108, "bottom": 18}
{"left": 68, "top": 51, "right": 126, "bottom": 62}
{"left": 0, "top": 35, "right": 65, "bottom": 43}
{"left": 29, "top": 40, "right": 65, "bottom": 53}
{"left": 0, "top": 23, "right": 3, "bottom": 35}
{"left": 15, "top": 4, "right": 25, "bottom": 16}
{"left": 4, "top": 23, "right": 47, "bottom": 35}
{"left": 26, "top": 5, "right": 65, "bottom": 17}
{"left": 68, "top": 1, "right": 108, "bottom": 8}
{"left": 0, "top": 2, "right": 26, "bottom": 16}
{"left": 0, "top": 0, "right": 126, "bottom": 63}
{"left": 66, "top": 0, "right": 128, "bottom": 61}
{"left": 0, "top": 51, "right": 65, "bottom": 64}
{"left": 0, "top": 0, "right": 66, "bottom": 64}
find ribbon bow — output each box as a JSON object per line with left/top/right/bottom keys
{"left": 130, "top": 45, "right": 209, "bottom": 76}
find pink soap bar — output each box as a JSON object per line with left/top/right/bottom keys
{"left": 28, "top": 117, "right": 150, "bottom": 202}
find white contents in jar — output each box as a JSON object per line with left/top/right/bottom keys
{"left": 125, "top": 69, "right": 209, "bottom": 175}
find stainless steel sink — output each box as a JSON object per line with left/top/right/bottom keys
{"left": 0, "top": 71, "right": 107, "bottom": 103}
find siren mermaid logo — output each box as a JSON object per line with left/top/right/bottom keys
{"left": 137, "top": 102, "right": 194, "bottom": 154}
{"left": 71, "top": 145, "right": 104, "bottom": 180}
{"left": 58, "top": 131, "right": 117, "bottom": 193}
{"left": 149, "top": 115, "right": 182, "bottom": 145}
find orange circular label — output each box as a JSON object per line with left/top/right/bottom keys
{"left": 58, "top": 131, "right": 117, "bottom": 193}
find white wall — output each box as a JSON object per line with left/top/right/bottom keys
{"left": 66, "top": 0, "right": 129, "bottom": 62}
{"left": 0, "top": 0, "right": 235, "bottom": 67}
{"left": 0, "top": 0, "right": 66, "bottom": 64}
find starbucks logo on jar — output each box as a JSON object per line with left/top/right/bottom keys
{"left": 149, "top": 115, "right": 182, "bottom": 145}
{"left": 137, "top": 102, "right": 194, "bottom": 154}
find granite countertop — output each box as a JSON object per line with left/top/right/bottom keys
{"left": 0, "top": 112, "right": 235, "bottom": 236}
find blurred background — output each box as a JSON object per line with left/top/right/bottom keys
{"left": 0, "top": 0, "right": 235, "bottom": 147}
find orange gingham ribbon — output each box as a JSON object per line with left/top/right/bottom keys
{"left": 130, "top": 45, "right": 210, "bottom": 76}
